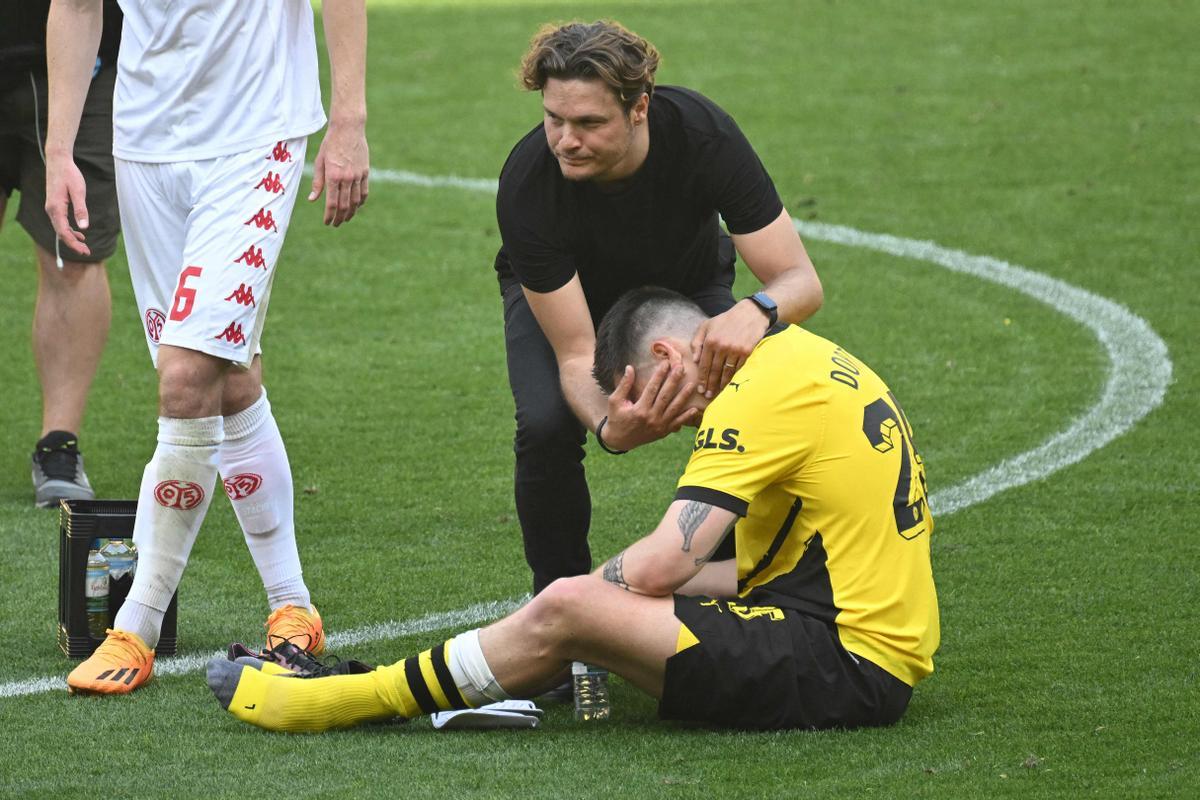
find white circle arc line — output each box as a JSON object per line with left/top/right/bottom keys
{"left": 1, "top": 169, "right": 1171, "bottom": 700}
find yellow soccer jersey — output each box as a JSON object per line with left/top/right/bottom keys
{"left": 676, "top": 325, "right": 939, "bottom": 686}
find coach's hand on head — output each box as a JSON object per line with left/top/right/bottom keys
{"left": 693, "top": 207, "right": 827, "bottom": 397}
{"left": 601, "top": 358, "right": 699, "bottom": 453}
{"left": 690, "top": 303, "right": 773, "bottom": 399}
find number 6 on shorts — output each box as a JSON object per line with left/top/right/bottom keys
{"left": 170, "top": 266, "right": 203, "bottom": 322}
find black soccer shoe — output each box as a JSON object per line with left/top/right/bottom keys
{"left": 31, "top": 431, "right": 94, "bottom": 508}
{"left": 227, "top": 640, "right": 373, "bottom": 678}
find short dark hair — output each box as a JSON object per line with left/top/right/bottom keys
{"left": 520, "top": 20, "right": 660, "bottom": 111}
{"left": 593, "top": 287, "right": 706, "bottom": 394}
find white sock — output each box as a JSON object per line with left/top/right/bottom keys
{"left": 218, "top": 389, "right": 310, "bottom": 611}
{"left": 116, "top": 416, "right": 223, "bottom": 649}
{"left": 447, "top": 629, "right": 510, "bottom": 705}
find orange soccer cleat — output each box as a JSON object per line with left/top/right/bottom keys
{"left": 67, "top": 629, "right": 155, "bottom": 695}
{"left": 265, "top": 604, "right": 325, "bottom": 655}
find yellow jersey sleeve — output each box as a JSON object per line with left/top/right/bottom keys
{"left": 675, "top": 333, "right": 824, "bottom": 514}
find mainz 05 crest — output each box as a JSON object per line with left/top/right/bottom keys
{"left": 154, "top": 480, "right": 206, "bottom": 510}
{"left": 223, "top": 473, "right": 263, "bottom": 500}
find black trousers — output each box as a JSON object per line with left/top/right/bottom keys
{"left": 502, "top": 280, "right": 738, "bottom": 593}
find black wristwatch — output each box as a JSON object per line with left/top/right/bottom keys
{"left": 745, "top": 291, "right": 778, "bottom": 328}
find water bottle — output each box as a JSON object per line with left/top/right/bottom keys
{"left": 572, "top": 661, "right": 610, "bottom": 721}
{"left": 85, "top": 540, "right": 109, "bottom": 638}
{"left": 100, "top": 538, "right": 135, "bottom": 580}
{"left": 126, "top": 539, "right": 138, "bottom": 577}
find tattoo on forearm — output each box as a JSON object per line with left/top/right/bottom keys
{"left": 694, "top": 520, "right": 737, "bottom": 566}
{"left": 603, "top": 550, "right": 630, "bottom": 591}
{"left": 678, "top": 502, "right": 713, "bottom": 553}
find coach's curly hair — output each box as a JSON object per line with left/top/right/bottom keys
{"left": 520, "top": 20, "right": 661, "bottom": 110}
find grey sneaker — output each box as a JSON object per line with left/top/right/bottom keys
{"left": 31, "top": 432, "right": 95, "bottom": 508}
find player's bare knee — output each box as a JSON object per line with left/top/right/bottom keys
{"left": 221, "top": 370, "right": 263, "bottom": 416}
{"left": 529, "top": 576, "right": 598, "bottom": 641}
{"left": 158, "top": 350, "right": 227, "bottom": 418}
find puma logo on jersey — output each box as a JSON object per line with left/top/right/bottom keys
{"left": 693, "top": 427, "right": 745, "bottom": 453}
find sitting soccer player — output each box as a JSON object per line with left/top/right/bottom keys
{"left": 208, "top": 287, "right": 939, "bottom": 731}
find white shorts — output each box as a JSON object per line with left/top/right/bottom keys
{"left": 115, "top": 137, "right": 307, "bottom": 368}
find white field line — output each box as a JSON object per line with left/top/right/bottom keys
{"left": 1, "top": 598, "right": 525, "bottom": 699}
{"left": 790, "top": 220, "right": 1173, "bottom": 516}
{"left": 3, "top": 169, "right": 1171, "bottom": 699}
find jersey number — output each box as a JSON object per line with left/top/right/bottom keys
{"left": 862, "top": 392, "right": 929, "bottom": 540}
{"left": 169, "top": 266, "right": 203, "bottom": 322}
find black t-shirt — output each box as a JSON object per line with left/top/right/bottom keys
{"left": 0, "top": 0, "right": 123, "bottom": 90}
{"left": 494, "top": 85, "right": 784, "bottom": 323}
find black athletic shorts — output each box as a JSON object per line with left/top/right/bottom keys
{"left": 0, "top": 66, "right": 119, "bottom": 262}
{"left": 659, "top": 594, "right": 913, "bottom": 730}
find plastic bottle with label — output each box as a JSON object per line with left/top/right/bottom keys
{"left": 85, "top": 540, "right": 108, "bottom": 638}
{"left": 100, "top": 538, "right": 135, "bottom": 580}
{"left": 572, "top": 661, "right": 611, "bottom": 721}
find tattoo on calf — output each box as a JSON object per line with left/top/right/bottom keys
{"left": 678, "top": 501, "right": 712, "bottom": 553}
{"left": 603, "top": 550, "right": 630, "bottom": 591}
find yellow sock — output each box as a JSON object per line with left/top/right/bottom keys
{"left": 226, "top": 641, "right": 473, "bottom": 733}
{"left": 228, "top": 667, "right": 393, "bottom": 732}
{"left": 372, "top": 641, "right": 475, "bottom": 717}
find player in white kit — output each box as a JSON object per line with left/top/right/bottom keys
{"left": 44, "top": 0, "right": 369, "bottom": 694}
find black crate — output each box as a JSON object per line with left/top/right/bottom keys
{"left": 58, "top": 500, "right": 178, "bottom": 658}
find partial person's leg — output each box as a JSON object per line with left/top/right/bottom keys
{"left": 17, "top": 67, "right": 120, "bottom": 505}
{"left": 112, "top": 345, "right": 227, "bottom": 649}
{"left": 67, "top": 159, "right": 223, "bottom": 694}
{"left": 220, "top": 361, "right": 317, "bottom": 650}
{"left": 209, "top": 575, "right": 683, "bottom": 732}
{"left": 28, "top": 248, "right": 109, "bottom": 505}
{"left": 503, "top": 285, "right": 592, "bottom": 593}
{"left": 32, "top": 245, "right": 111, "bottom": 436}
{"left": 478, "top": 576, "right": 680, "bottom": 698}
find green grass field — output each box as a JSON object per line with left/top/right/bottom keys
{"left": 1, "top": 1, "right": 1196, "bottom": 797}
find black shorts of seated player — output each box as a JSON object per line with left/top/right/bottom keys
{"left": 661, "top": 595, "right": 912, "bottom": 730}
{"left": 494, "top": 20, "right": 824, "bottom": 593}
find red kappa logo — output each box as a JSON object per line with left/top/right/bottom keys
{"left": 224, "top": 284, "right": 257, "bottom": 306}
{"left": 268, "top": 141, "right": 293, "bottom": 162}
{"left": 255, "top": 171, "right": 285, "bottom": 193}
{"left": 223, "top": 473, "right": 263, "bottom": 500}
{"left": 215, "top": 321, "right": 247, "bottom": 345}
{"left": 245, "top": 208, "right": 278, "bottom": 232}
{"left": 145, "top": 308, "right": 166, "bottom": 343}
{"left": 235, "top": 245, "right": 267, "bottom": 269}
{"left": 154, "top": 480, "right": 205, "bottom": 510}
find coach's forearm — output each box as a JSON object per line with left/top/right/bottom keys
{"left": 45, "top": 0, "right": 103, "bottom": 156}
{"left": 559, "top": 355, "right": 609, "bottom": 433}
{"left": 760, "top": 262, "right": 823, "bottom": 325}
{"left": 321, "top": 0, "right": 368, "bottom": 126}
